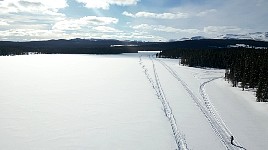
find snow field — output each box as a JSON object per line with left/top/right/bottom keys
{"left": 206, "top": 79, "right": 268, "bottom": 150}
{"left": 0, "top": 52, "right": 267, "bottom": 150}
{"left": 162, "top": 58, "right": 268, "bottom": 150}
{"left": 141, "top": 55, "right": 224, "bottom": 150}
{"left": 0, "top": 54, "right": 176, "bottom": 150}
{"left": 139, "top": 55, "right": 188, "bottom": 150}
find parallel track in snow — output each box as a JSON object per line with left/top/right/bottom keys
{"left": 139, "top": 55, "right": 189, "bottom": 150}
{"left": 155, "top": 58, "right": 245, "bottom": 150}
{"left": 199, "top": 78, "right": 246, "bottom": 150}
{"left": 199, "top": 77, "right": 232, "bottom": 135}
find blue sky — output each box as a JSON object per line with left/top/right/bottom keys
{"left": 0, "top": 0, "right": 267, "bottom": 41}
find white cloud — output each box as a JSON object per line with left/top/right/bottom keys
{"left": 81, "top": 16, "right": 118, "bottom": 25}
{"left": 0, "top": 28, "right": 67, "bottom": 41}
{"left": 122, "top": 11, "right": 135, "bottom": 17}
{"left": 123, "top": 9, "right": 216, "bottom": 20}
{"left": 52, "top": 16, "right": 119, "bottom": 31}
{"left": 196, "top": 9, "right": 217, "bottom": 17}
{"left": 132, "top": 24, "right": 151, "bottom": 30}
{"left": 132, "top": 24, "right": 200, "bottom": 34}
{"left": 0, "top": 0, "right": 67, "bottom": 29}
{"left": 93, "top": 26, "right": 121, "bottom": 33}
{"left": 101, "top": 31, "right": 166, "bottom": 41}
{"left": 0, "top": 0, "right": 70, "bottom": 41}
{"left": 122, "top": 11, "right": 189, "bottom": 19}
{"left": 1, "top": 0, "right": 266, "bottom": 42}
{"left": 0, "top": 28, "right": 163, "bottom": 42}
{"left": 52, "top": 20, "right": 81, "bottom": 31}
{"left": 0, "top": 20, "right": 9, "bottom": 26}
{"left": 75, "top": 0, "right": 139, "bottom": 10}
{"left": 0, "top": 23, "right": 166, "bottom": 42}
{"left": 0, "top": 0, "right": 68, "bottom": 14}
{"left": 204, "top": 26, "right": 242, "bottom": 34}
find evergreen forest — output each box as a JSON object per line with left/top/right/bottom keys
{"left": 157, "top": 48, "right": 268, "bottom": 102}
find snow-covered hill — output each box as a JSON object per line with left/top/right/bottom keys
{"left": 179, "top": 32, "right": 268, "bottom": 42}
{"left": 178, "top": 36, "right": 207, "bottom": 41}
{"left": 216, "top": 32, "right": 268, "bottom": 41}
{"left": 190, "top": 36, "right": 207, "bottom": 40}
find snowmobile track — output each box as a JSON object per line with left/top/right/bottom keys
{"left": 156, "top": 58, "right": 245, "bottom": 150}
{"left": 139, "top": 55, "right": 189, "bottom": 150}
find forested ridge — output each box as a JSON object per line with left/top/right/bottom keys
{"left": 0, "top": 39, "right": 149, "bottom": 55}
{"left": 2, "top": 39, "right": 268, "bottom": 56}
{"left": 0, "top": 46, "right": 138, "bottom": 55}
{"left": 158, "top": 48, "right": 268, "bottom": 102}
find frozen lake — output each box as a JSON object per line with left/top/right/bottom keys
{"left": 0, "top": 53, "right": 267, "bottom": 150}
{"left": 0, "top": 53, "right": 176, "bottom": 149}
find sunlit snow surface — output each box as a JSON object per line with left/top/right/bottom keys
{"left": 0, "top": 52, "right": 267, "bottom": 150}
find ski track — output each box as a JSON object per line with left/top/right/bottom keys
{"left": 199, "top": 78, "right": 246, "bottom": 150}
{"left": 155, "top": 58, "right": 246, "bottom": 150}
{"left": 139, "top": 55, "right": 189, "bottom": 150}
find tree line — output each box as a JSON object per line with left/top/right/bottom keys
{"left": 0, "top": 46, "right": 138, "bottom": 56}
{"left": 157, "top": 48, "right": 268, "bottom": 102}
{"left": 0, "top": 39, "right": 161, "bottom": 56}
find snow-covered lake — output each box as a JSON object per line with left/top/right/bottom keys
{"left": 0, "top": 52, "right": 267, "bottom": 150}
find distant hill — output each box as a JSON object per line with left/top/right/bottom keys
{"left": 137, "top": 39, "right": 268, "bottom": 51}
{"left": 0, "top": 38, "right": 156, "bottom": 49}
{"left": 178, "top": 32, "right": 268, "bottom": 42}
{"left": 0, "top": 39, "right": 157, "bottom": 55}
{"left": 216, "top": 32, "right": 268, "bottom": 41}
{"left": 1, "top": 38, "right": 268, "bottom": 56}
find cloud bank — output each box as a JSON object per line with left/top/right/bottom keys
{"left": 75, "top": 0, "right": 139, "bottom": 9}
{"left": 123, "top": 11, "right": 189, "bottom": 19}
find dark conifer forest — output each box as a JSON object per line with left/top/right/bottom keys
{"left": 0, "top": 39, "right": 141, "bottom": 55}
{"left": 158, "top": 48, "right": 268, "bottom": 102}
